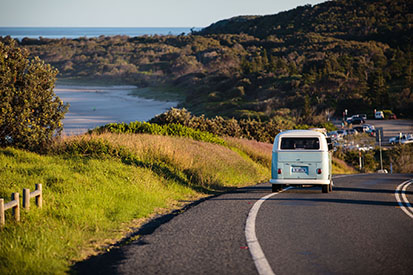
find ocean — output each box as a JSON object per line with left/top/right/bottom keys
{"left": 0, "top": 27, "right": 200, "bottom": 40}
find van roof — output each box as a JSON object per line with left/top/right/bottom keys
{"left": 277, "top": 130, "right": 326, "bottom": 138}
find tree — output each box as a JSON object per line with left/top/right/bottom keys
{"left": 0, "top": 38, "right": 68, "bottom": 152}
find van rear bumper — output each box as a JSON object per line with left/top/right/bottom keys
{"left": 270, "top": 179, "right": 330, "bottom": 185}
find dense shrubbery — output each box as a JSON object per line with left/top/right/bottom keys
{"left": 91, "top": 120, "right": 226, "bottom": 145}
{"left": 150, "top": 108, "right": 337, "bottom": 143}
{"left": 0, "top": 38, "right": 68, "bottom": 152}
{"left": 149, "top": 108, "right": 282, "bottom": 142}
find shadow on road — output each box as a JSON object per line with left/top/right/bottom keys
{"left": 334, "top": 186, "right": 413, "bottom": 195}
{"left": 71, "top": 195, "right": 216, "bottom": 274}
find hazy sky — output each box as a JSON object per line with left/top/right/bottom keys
{"left": 1, "top": 0, "right": 325, "bottom": 28}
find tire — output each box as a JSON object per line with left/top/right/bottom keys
{"left": 272, "top": 184, "right": 285, "bottom": 192}
{"left": 322, "top": 185, "right": 329, "bottom": 193}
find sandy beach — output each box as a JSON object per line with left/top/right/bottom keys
{"left": 54, "top": 84, "right": 178, "bottom": 135}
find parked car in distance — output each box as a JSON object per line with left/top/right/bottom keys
{"left": 349, "top": 117, "right": 365, "bottom": 125}
{"left": 346, "top": 129, "right": 357, "bottom": 135}
{"left": 389, "top": 134, "right": 413, "bottom": 145}
{"left": 336, "top": 130, "right": 346, "bottom": 137}
{"left": 356, "top": 124, "right": 376, "bottom": 136}
{"left": 327, "top": 131, "right": 338, "bottom": 140}
{"left": 375, "top": 111, "right": 384, "bottom": 119}
{"left": 353, "top": 126, "right": 367, "bottom": 133}
{"left": 389, "top": 113, "right": 397, "bottom": 119}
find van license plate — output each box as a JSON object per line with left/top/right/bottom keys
{"left": 292, "top": 167, "right": 307, "bottom": 173}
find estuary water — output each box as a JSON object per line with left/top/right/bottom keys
{"left": 55, "top": 84, "right": 177, "bottom": 135}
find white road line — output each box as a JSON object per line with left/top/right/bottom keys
{"left": 245, "top": 187, "right": 292, "bottom": 275}
{"left": 245, "top": 175, "right": 352, "bottom": 275}
{"left": 395, "top": 180, "right": 413, "bottom": 219}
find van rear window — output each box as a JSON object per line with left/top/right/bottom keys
{"left": 280, "top": 137, "right": 320, "bottom": 150}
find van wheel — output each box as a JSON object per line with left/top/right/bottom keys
{"left": 272, "top": 184, "right": 285, "bottom": 192}
{"left": 322, "top": 185, "right": 329, "bottom": 193}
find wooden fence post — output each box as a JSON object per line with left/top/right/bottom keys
{"left": 35, "top": 184, "right": 42, "bottom": 208}
{"left": 23, "top": 188, "right": 30, "bottom": 210}
{"left": 0, "top": 198, "right": 4, "bottom": 227}
{"left": 11, "top": 193, "right": 20, "bottom": 222}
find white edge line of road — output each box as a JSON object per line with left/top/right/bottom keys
{"left": 245, "top": 174, "right": 358, "bottom": 275}
{"left": 245, "top": 187, "right": 292, "bottom": 275}
{"left": 395, "top": 179, "right": 413, "bottom": 219}
{"left": 246, "top": 176, "right": 413, "bottom": 275}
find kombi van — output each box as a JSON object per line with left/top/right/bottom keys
{"left": 270, "top": 130, "right": 333, "bottom": 193}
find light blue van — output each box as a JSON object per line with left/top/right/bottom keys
{"left": 270, "top": 130, "right": 333, "bottom": 193}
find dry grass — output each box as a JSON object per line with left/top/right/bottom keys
{"left": 224, "top": 137, "right": 272, "bottom": 168}
{"left": 332, "top": 157, "right": 357, "bottom": 174}
{"left": 60, "top": 133, "right": 270, "bottom": 189}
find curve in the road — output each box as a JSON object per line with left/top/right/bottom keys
{"left": 395, "top": 179, "right": 413, "bottom": 219}
{"left": 245, "top": 187, "right": 292, "bottom": 275}
{"left": 246, "top": 175, "right": 413, "bottom": 275}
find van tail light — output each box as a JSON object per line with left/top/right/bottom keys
{"left": 278, "top": 168, "right": 282, "bottom": 174}
{"left": 317, "top": 168, "right": 322, "bottom": 174}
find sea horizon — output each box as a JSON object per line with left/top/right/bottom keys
{"left": 0, "top": 26, "right": 202, "bottom": 40}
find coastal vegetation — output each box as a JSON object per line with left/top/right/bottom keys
{"left": 0, "top": 39, "right": 68, "bottom": 152}
{"left": 4, "top": 0, "right": 411, "bottom": 121}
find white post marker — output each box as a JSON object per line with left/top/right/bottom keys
{"left": 245, "top": 187, "right": 292, "bottom": 275}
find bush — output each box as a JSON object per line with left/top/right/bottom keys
{"left": 149, "top": 108, "right": 295, "bottom": 142}
{"left": 91, "top": 121, "right": 227, "bottom": 145}
{"left": 385, "top": 144, "right": 413, "bottom": 173}
{"left": 0, "top": 38, "right": 68, "bottom": 152}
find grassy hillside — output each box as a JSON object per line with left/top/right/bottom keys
{"left": 0, "top": 133, "right": 269, "bottom": 274}
{"left": 0, "top": 132, "right": 354, "bottom": 274}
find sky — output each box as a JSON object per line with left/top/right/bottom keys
{"left": 0, "top": 0, "right": 326, "bottom": 28}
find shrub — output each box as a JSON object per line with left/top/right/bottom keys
{"left": 384, "top": 144, "right": 413, "bottom": 173}
{"left": 91, "top": 121, "right": 227, "bottom": 145}
{"left": 0, "top": 38, "right": 68, "bottom": 152}
{"left": 149, "top": 108, "right": 293, "bottom": 142}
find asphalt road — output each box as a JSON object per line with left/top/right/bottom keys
{"left": 74, "top": 174, "right": 413, "bottom": 275}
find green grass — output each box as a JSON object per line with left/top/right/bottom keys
{"left": 0, "top": 133, "right": 271, "bottom": 274}
{"left": 91, "top": 122, "right": 226, "bottom": 146}
{"left": 0, "top": 147, "right": 196, "bottom": 274}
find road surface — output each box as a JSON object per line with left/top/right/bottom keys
{"left": 74, "top": 174, "right": 413, "bottom": 275}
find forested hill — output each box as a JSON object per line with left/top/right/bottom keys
{"left": 199, "top": 0, "right": 412, "bottom": 49}
{"left": 4, "top": 0, "right": 413, "bottom": 122}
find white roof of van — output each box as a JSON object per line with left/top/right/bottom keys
{"left": 277, "top": 130, "right": 326, "bottom": 137}
{"left": 273, "top": 130, "right": 329, "bottom": 152}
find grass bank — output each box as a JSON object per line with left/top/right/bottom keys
{"left": 0, "top": 132, "right": 354, "bottom": 274}
{"left": 0, "top": 133, "right": 270, "bottom": 274}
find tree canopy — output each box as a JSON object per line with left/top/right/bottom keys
{"left": 0, "top": 38, "right": 68, "bottom": 152}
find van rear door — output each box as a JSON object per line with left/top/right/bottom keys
{"left": 278, "top": 137, "right": 322, "bottom": 179}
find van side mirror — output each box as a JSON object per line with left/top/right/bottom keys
{"left": 326, "top": 137, "right": 333, "bottom": 151}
